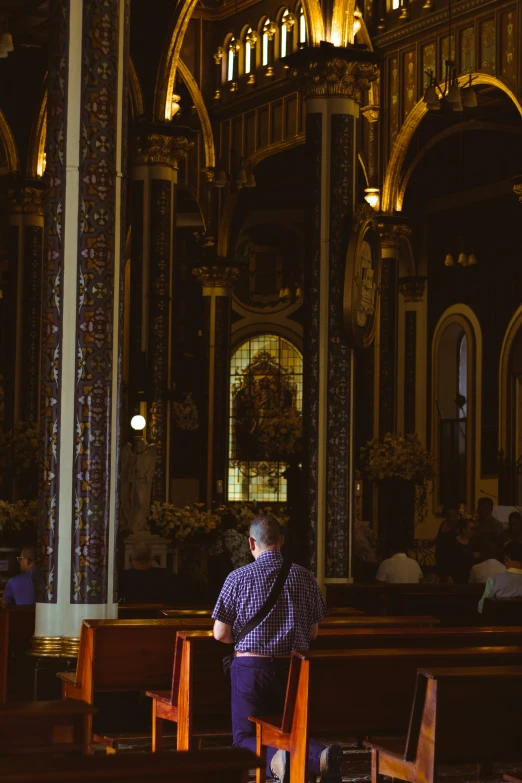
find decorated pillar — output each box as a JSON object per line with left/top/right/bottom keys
{"left": 193, "top": 259, "right": 239, "bottom": 509}
{"left": 398, "top": 275, "right": 427, "bottom": 436}
{"left": 4, "top": 184, "right": 44, "bottom": 429}
{"left": 377, "top": 219, "right": 411, "bottom": 437}
{"left": 35, "top": 0, "right": 129, "bottom": 656}
{"left": 289, "top": 45, "right": 379, "bottom": 586}
{"left": 129, "top": 126, "right": 194, "bottom": 504}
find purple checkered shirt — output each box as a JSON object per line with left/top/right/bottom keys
{"left": 212, "top": 550, "right": 327, "bottom": 654}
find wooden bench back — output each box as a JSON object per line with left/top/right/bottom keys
{"left": 0, "top": 608, "right": 35, "bottom": 703}
{"left": 75, "top": 619, "right": 212, "bottom": 692}
{"left": 482, "top": 598, "right": 522, "bottom": 626}
{"left": 319, "top": 615, "right": 439, "bottom": 628}
{"left": 313, "top": 626, "right": 522, "bottom": 649}
{"left": 409, "top": 667, "right": 522, "bottom": 763}
{"left": 294, "top": 646, "right": 522, "bottom": 736}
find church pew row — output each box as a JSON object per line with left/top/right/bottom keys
{"left": 0, "top": 699, "right": 96, "bottom": 755}
{"left": 326, "top": 583, "right": 484, "bottom": 624}
{"left": 0, "top": 747, "right": 258, "bottom": 783}
{"left": 250, "top": 652, "right": 522, "bottom": 783}
{"left": 160, "top": 610, "right": 440, "bottom": 627}
{"left": 120, "top": 605, "right": 364, "bottom": 620}
{"left": 368, "top": 667, "right": 522, "bottom": 783}
{"left": 147, "top": 630, "right": 522, "bottom": 756}
{"left": 0, "top": 607, "right": 35, "bottom": 703}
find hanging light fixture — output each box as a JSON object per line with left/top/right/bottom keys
{"left": 444, "top": 253, "right": 455, "bottom": 267}
{"left": 364, "top": 187, "right": 380, "bottom": 210}
{"left": 423, "top": 0, "right": 477, "bottom": 113}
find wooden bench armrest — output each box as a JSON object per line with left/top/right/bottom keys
{"left": 248, "top": 714, "right": 284, "bottom": 732}
{"left": 57, "top": 671, "right": 78, "bottom": 686}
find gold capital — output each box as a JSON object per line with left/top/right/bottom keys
{"left": 9, "top": 186, "right": 45, "bottom": 215}
{"left": 378, "top": 222, "right": 411, "bottom": 250}
{"left": 131, "top": 133, "right": 194, "bottom": 167}
{"left": 291, "top": 57, "right": 379, "bottom": 101}
{"left": 361, "top": 104, "right": 380, "bottom": 122}
{"left": 398, "top": 275, "right": 427, "bottom": 302}
{"left": 193, "top": 265, "right": 239, "bottom": 291}
{"left": 513, "top": 183, "right": 522, "bottom": 203}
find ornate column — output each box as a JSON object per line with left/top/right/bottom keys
{"left": 193, "top": 258, "right": 239, "bottom": 509}
{"left": 4, "top": 184, "right": 44, "bottom": 430}
{"left": 35, "top": 0, "right": 129, "bottom": 656}
{"left": 129, "top": 126, "right": 194, "bottom": 503}
{"left": 398, "top": 276, "right": 427, "bottom": 436}
{"left": 289, "top": 45, "right": 378, "bottom": 587}
{"left": 377, "top": 219, "right": 411, "bottom": 437}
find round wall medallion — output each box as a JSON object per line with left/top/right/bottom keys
{"left": 343, "top": 204, "right": 381, "bottom": 349}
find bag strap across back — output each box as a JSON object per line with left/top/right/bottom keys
{"left": 235, "top": 558, "right": 292, "bottom": 646}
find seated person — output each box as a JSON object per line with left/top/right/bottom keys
{"left": 468, "top": 539, "right": 506, "bottom": 584}
{"left": 478, "top": 540, "right": 522, "bottom": 613}
{"left": 119, "top": 541, "right": 176, "bottom": 603}
{"left": 1, "top": 547, "right": 39, "bottom": 607}
{"left": 505, "top": 511, "right": 522, "bottom": 545}
{"left": 446, "top": 518, "right": 480, "bottom": 584}
{"left": 475, "top": 497, "right": 503, "bottom": 545}
{"left": 376, "top": 539, "right": 423, "bottom": 584}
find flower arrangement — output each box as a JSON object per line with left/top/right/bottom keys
{"left": 215, "top": 503, "right": 288, "bottom": 531}
{"left": 0, "top": 499, "right": 38, "bottom": 539}
{"left": 149, "top": 502, "right": 220, "bottom": 544}
{"left": 256, "top": 407, "right": 303, "bottom": 459}
{"left": 360, "top": 433, "right": 435, "bottom": 520}
{"left": 172, "top": 392, "right": 199, "bottom": 432}
{"left": 0, "top": 420, "right": 41, "bottom": 477}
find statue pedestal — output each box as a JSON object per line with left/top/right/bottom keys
{"left": 124, "top": 533, "right": 170, "bottom": 570}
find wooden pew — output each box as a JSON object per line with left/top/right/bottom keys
{"left": 0, "top": 699, "right": 96, "bottom": 755}
{"left": 57, "top": 618, "right": 213, "bottom": 745}
{"left": 318, "top": 615, "right": 439, "bottom": 628}
{"left": 369, "top": 667, "right": 522, "bottom": 783}
{"left": 504, "top": 774, "right": 522, "bottom": 783}
{"left": 0, "top": 607, "right": 35, "bottom": 703}
{"left": 160, "top": 610, "right": 438, "bottom": 627}
{"left": 326, "top": 583, "right": 483, "bottom": 623}
{"left": 482, "top": 597, "right": 522, "bottom": 625}
{"left": 312, "top": 625, "right": 522, "bottom": 649}
{"left": 118, "top": 605, "right": 212, "bottom": 620}
{"left": 0, "top": 747, "right": 258, "bottom": 783}
{"left": 250, "top": 646, "right": 522, "bottom": 783}
{"left": 146, "top": 630, "right": 233, "bottom": 752}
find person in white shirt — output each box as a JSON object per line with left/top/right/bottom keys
{"left": 468, "top": 540, "right": 506, "bottom": 584}
{"left": 478, "top": 540, "right": 522, "bottom": 613}
{"left": 376, "top": 541, "right": 423, "bottom": 584}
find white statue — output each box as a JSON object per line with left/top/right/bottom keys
{"left": 120, "top": 438, "right": 157, "bottom": 534}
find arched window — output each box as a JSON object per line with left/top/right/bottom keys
{"left": 432, "top": 312, "right": 479, "bottom": 513}
{"left": 245, "top": 27, "right": 253, "bottom": 73}
{"left": 298, "top": 6, "right": 307, "bottom": 46}
{"left": 228, "top": 334, "right": 303, "bottom": 502}
{"left": 262, "top": 19, "right": 271, "bottom": 66}
{"left": 227, "top": 37, "right": 237, "bottom": 82}
{"left": 280, "top": 9, "right": 292, "bottom": 58}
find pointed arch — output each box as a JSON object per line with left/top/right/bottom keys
{"left": 128, "top": 56, "right": 145, "bottom": 120}
{"left": 0, "top": 108, "right": 19, "bottom": 174}
{"left": 154, "top": 0, "right": 324, "bottom": 123}
{"left": 382, "top": 74, "right": 522, "bottom": 214}
{"left": 176, "top": 59, "right": 215, "bottom": 170}
{"left": 27, "top": 86, "right": 47, "bottom": 179}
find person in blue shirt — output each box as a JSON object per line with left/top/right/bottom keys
{"left": 1, "top": 547, "right": 38, "bottom": 607}
{"left": 478, "top": 540, "right": 522, "bottom": 613}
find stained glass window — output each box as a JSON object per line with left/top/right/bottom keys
{"left": 228, "top": 334, "right": 303, "bottom": 503}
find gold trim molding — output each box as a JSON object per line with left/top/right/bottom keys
{"left": 9, "top": 186, "right": 45, "bottom": 215}
{"left": 378, "top": 221, "right": 411, "bottom": 249}
{"left": 513, "top": 183, "right": 522, "bottom": 203}
{"left": 28, "top": 635, "right": 80, "bottom": 658}
{"left": 361, "top": 104, "right": 380, "bottom": 122}
{"left": 131, "top": 133, "right": 194, "bottom": 167}
{"left": 193, "top": 265, "right": 239, "bottom": 290}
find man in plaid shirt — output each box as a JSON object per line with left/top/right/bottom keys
{"left": 213, "top": 515, "right": 343, "bottom": 783}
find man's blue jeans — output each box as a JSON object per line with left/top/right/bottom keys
{"left": 230, "top": 656, "right": 324, "bottom": 777}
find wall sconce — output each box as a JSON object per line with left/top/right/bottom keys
{"left": 364, "top": 187, "right": 380, "bottom": 210}
{"left": 131, "top": 414, "right": 147, "bottom": 431}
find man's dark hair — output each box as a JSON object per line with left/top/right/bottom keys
{"left": 477, "top": 496, "right": 493, "bottom": 512}
{"left": 22, "top": 546, "right": 37, "bottom": 563}
{"left": 249, "top": 515, "right": 281, "bottom": 547}
{"left": 504, "top": 540, "right": 522, "bottom": 562}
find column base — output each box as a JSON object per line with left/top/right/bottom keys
{"left": 28, "top": 636, "right": 80, "bottom": 658}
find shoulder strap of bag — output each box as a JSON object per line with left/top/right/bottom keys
{"left": 235, "top": 558, "right": 292, "bottom": 645}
